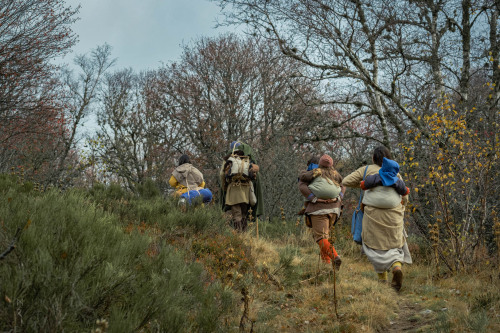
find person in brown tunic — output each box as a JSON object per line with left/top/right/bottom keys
{"left": 220, "top": 142, "right": 261, "bottom": 232}
{"left": 298, "top": 154, "right": 345, "bottom": 269}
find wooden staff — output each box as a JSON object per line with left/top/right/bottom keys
{"left": 256, "top": 216, "right": 259, "bottom": 240}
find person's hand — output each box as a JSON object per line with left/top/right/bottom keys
{"left": 250, "top": 163, "right": 260, "bottom": 173}
{"left": 404, "top": 187, "right": 410, "bottom": 196}
{"left": 360, "top": 181, "right": 366, "bottom": 190}
{"left": 224, "top": 162, "right": 232, "bottom": 175}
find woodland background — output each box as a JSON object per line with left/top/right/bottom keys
{"left": 0, "top": 0, "right": 499, "bottom": 331}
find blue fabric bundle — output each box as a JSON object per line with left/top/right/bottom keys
{"left": 379, "top": 157, "right": 400, "bottom": 186}
{"left": 306, "top": 163, "right": 319, "bottom": 171}
{"left": 230, "top": 141, "right": 241, "bottom": 151}
{"left": 180, "top": 188, "right": 213, "bottom": 204}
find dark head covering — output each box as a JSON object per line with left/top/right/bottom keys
{"left": 372, "top": 146, "right": 392, "bottom": 166}
{"left": 307, "top": 156, "right": 320, "bottom": 171}
{"left": 178, "top": 154, "right": 190, "bottom": 166}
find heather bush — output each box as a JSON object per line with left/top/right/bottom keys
{"left": 191, "top": 233, "right": 254, "bottom": 284}
{"left": 0, "top": 175, "right": 235, "bottom": 332}
{"left": 85, "top": 182, "right": 227, "bottom": 234}
{"left": 257, "top": 216, "right": 303, "bottom": 239}
{"left": 135, "top": 178, "right": 161, "bottom": 199}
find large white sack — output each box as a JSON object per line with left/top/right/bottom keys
{"left": 362, "top": 186, "right": 402, "bottom": 209}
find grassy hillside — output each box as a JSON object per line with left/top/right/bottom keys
{"left": 1, "top": 175, "right": 499, "bottom": 332}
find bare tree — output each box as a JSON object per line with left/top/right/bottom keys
{"left": 213, "top": 0, "right": 498, "bottom": 148}
{"left": 0, "top": 0, "right": 78, "bottom": 121}
{"left": 210, "top": 0, "right": 500, "bottom": 255}
{"left": 0, "top": 0, "right": 78, "bottom": 179}
{"left": 486, "top": 0, "right": 500, "bottom": 111}
{"left": 52, "top": 44, "right": 115, "bottom": 185}
{"left": 95, "top": 69, "right": 178, "bottom": 191}
{"left": 214, "top": 0, "right": 426, "bottom": 146}
{"left": 155, "top": 35, "right": 322, "bottom": 208}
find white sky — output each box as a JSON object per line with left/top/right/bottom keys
{"left": 59, "top": 0, "right": 234, "bottom": 70}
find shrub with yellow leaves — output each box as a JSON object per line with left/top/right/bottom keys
{"left": 401, "top": 97, "right": 499, "bottom": 273}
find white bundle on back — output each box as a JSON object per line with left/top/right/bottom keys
{"left": 308, "top": 177, "right": 341, "bottom": 199}
{"left": 228, "top": 155, "right": 250, "bottom": 177}
{"left": 362, "top": 186, "right": 402, "bottom": 209}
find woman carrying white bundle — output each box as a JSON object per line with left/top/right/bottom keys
{"left": 360, "top": 157, "right": 410, "bottom": 210}
{"left": 298, "top": 154, "right": 345, "bottom": 269}
{"left": 343, "top": 146, "right": 412, "bottom": 291}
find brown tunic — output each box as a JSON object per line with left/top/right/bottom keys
{"left": 298, "top": 169, "right": 344, "bottom": 214}
{"left": 220, "top": 161, "right": 258, "bottom": 206}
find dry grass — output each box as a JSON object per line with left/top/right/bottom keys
{"left": 242, "top": 233, "right": 281, "bottom": 266}
{"left": 231, "top": 224, "right": 500, "bottom": 332}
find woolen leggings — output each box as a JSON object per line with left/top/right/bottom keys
{"left": 230, "top": 203, "right": 249, "bottom": 232}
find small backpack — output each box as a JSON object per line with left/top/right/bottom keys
{"left": 226, "top": 141, "right": 251, "bottom": 181}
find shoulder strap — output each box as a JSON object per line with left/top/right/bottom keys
{"left": 356, "top": 166, "right": 369, "bottom": 209}
{"left": 184, "top": 167, "right": 202, "bottom": 200}
{"left": 231, "top": 141, "right": 243, "bottom": 155}
{"left": 363, "top": 165, "right": 369, "bottom": 180}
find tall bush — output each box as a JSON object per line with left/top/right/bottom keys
{"left": 0, "top": 175, "right": 234, "bottom": 331}
{"left": 402, "top": 99, "right": 499, "bottom": 272}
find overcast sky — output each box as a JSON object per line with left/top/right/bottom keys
{"left": 60, "top": 0, "right": 234, "bottom": 70}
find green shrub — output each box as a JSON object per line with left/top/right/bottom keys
{"left": 406, "top": 235, "right": 432, "bottom": 264}
{"left": 135, "top": 178, "right": 161, "bottom": 199}
{"left": 257, "top": 217, "right": 303, "bottom": 239}
{"left": 277, "top": 245, "right": 304, "bottom": 286}
{"left": 85, "top": 182, "right": 227, "bottom": 234}
{"left": 466, "top": 309, "right": 489, "bottom": 333}
{"left": 88, "top": 182, "right": 131, "bottom": 202}
{"left": 0, "top": 181, "right": 235, "bottom": 332}
{"left": 0, "top": 174, "right": 37, "bottom": 195}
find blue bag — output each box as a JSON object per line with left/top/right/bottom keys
{"left": 351, "top": 166, "right": 368, "bottom": 244}
{"left": 180, "top": 188, "right": 213, "bottom": 204}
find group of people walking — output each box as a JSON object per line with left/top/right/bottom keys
{"left": 306, "top": 146, "right": 412, "bottom": 291}
{"left": 169, "top": 141, "right": 263, "bottom": 231}
{"left": 169, "top": 142, "right": 411, "bottom": 291}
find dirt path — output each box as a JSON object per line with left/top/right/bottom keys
{"left": 386, "top": 297, "right": 436, "bottom": 332}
